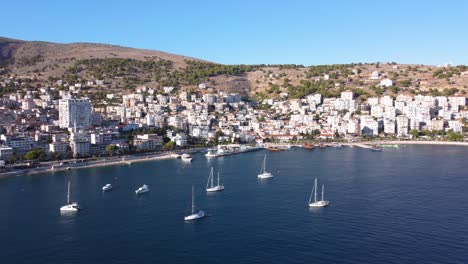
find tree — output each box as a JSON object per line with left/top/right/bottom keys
{"left": 409, "top": 129, "right": 419, "bottom": 139}
{"left": 447, "top": 130, "right": 464, "bottom": 141}
{"left": 24, "top": 148, "right": 45, "bottom": 160}
{"left": 163, "top": 141, "right": 175, "bottom": 151}
{"left": 106, "top": 144, "right": 118, "bottom": 156}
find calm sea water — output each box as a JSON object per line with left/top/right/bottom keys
{"left": 1, "top": 146, "right": 467, "bottom": 264}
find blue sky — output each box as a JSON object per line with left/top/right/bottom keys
{"left": 3, "top": 0, "right": 468, "bottom": 65}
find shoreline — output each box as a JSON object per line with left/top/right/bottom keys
{"left": 1, "top": 142, "right": 467, "bottom": 179}
{"left": 0, "top": 149, "right": 205, "bottom": 180}
{"left": 265, "top": 140, "right": 468, "bottom": 148}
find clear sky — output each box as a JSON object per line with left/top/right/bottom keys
{"left": 3, "top": 0, "right": 468, "bottom": 65}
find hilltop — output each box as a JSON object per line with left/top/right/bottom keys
{"left": 1, "top": 37, "right": 467, "bottom": 101}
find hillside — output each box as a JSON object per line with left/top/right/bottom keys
{"left": 1, "top": 37, "right": 467, "bottom": 101}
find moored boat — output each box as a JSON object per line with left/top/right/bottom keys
{"left": 370, "top": 145, "right": 383, "bottom": 152}
{"left": 303, "top": 143, "right": 314, "bottom": 150}
{"left": 184, "top": 185, "right": 205, "bottom": 221}
{"left": 206, "top": 167, "right": 224, "bottom": 192}
{"left": 181, "top": 153, "right": 193, "bottom": 162}
{"left": 258, "top": 154, "right": 273, "bottom": 179}
{"left": 102, "top": 183, "right": 113, "bottom": 192}
{"left": 135, "top": 184, "right": 149, "bottom": 194}
{"left": 60, "top": 181, "right": 80, "bottom": 213}
{"left": 308, "top": 177, "right": 330, "bottom": 208}
{"left": 267, "top": 146, "right": 286, "bottom": 152}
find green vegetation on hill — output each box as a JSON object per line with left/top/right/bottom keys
{"left": 432, "top": 65, "right": 468, "bottom": 79}
{"left": 64, "top": 58, "right": 307, "bottom": 89}
{"left": 305, "top": 64, "right": 359, "bottom": 78}
{"left": 66, "top": 58, "right": 174, "bottom": 80}
{"left": 286, "top": 79, "right": 340, "bottom": 99}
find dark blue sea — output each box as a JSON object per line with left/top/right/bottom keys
{"left": 1, "top": 145, "right": 467, "bottom": 264}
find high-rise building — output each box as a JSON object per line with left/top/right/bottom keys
{"left": 58, "top": 98, "right": 92, "bottom": 129}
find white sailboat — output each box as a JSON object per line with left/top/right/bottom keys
{"left": 308, "top": 177, "right": 330, "bottom": 207}
{"left": 184, "top": 185, "right": 205, "bottom": 221}
{"left": 102, "top": 183, "right": 113, "bottom": 192}
{"left": 60, "top": 181, "right": 80, "bottom": 212}
{"left": 206, "top": 167, "right": 224, "bottom": 192}
{"left": 135, "top": 184, "right": 149, "bottom": 195}
{"left": 257, "top": 154, "right": 273, "bottom": 179}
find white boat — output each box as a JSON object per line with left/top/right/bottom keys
{"left": 102, "top": 183, "right": 113, "bottom": 192}
{"left": 257, "top": 154, "right": 273, "bottom": 179}
{"left": 308, "top": 177, "right": 330, "bottom": 208}
{"left": 135, "top": 184, "right": 149, "bottom": 195}
{"left": 60, "top": 181, "right": 80, "bottom": 212}
{"left": 205, "top": 145, "right": 264, "bottom": 158}
{"left": 206, "top": 167, "right": 224, "bottom": 192}
{"left": 205, "top": 148, "right": 219, "bottom": 158}
{"left": 181, "top": 153, "right": 193, "bottom": 162}
{"left": 184, "top": 185, "right": 205, "bottom": 221}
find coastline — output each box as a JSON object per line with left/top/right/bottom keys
{"left": 368, "top": 140, "right": 468, "bottom": 146}
{"left": 1, "top": 141, "right": 467, "bottom": 179}
{"left": 0, "top": 149, "right": 204, "bottom": 180}
{"left": 263, "top": 140, "right": 468, "bottom": 149}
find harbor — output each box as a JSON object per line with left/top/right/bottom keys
{"left": 1, "top": 145, "right": 467, "bottom": 264}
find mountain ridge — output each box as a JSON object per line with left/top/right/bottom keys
{"left": 0, "top": 36, "right": 467, "bottom": 100}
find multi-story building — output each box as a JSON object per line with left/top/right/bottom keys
{"left": 58, "top": 98, "right": 92, "bottom": 129}
{"left": 0, "top": 146, "right": 14, "bottom": 161}
{"left": 396, "top": 115, "right": 409, "bottom": 137}
{"left": 49, "top": 142, "right": 68, "bottom": 154}
{"left": 70, "top": 131, "right": 91, "bottom": 157}
{"left": 134, "top": 134, "right": 163, "bottom": 151}
{"left": 1, "top": 135, "right": 35, "bottom": 153}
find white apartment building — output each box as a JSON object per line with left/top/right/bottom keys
{"left": 49, "top": 142, "right": 68, "bottom": 154}
{"left": 396, "top": 115, "right": 409, "bottom": 137}
{"left": 341, "top": 90, "right": 354, "bottom": 101}
{"left": 58, "top": 98, "right": 92, "bottom": 129}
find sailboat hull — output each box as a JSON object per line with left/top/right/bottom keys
{"left": 60, "top": 202, "right": 80, "bottom": 212}
{"left": 184, "top": 211, "right": 205, "bottom": 221}
{"left": 206, "top": 186, "right": 224, "bottom": 192}
{"left": 309, "top": 201, "right": 330, "bottom": 207}
{"left": 258, "top": 172, "right": 273, "bottom": 179}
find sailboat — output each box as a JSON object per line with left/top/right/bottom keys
{"left": 257, "top": 154, "right": 273, "bottom": 179}
{"left": 308, "top": 177, "right": 330, "bottom": 207}
{"left": 135, "top": 184, "right": 149, "bottom": 195}
{"left": 206, "top": 167, "right": 224, "bottom": 192}
{"left": 184, "top": 185, "right": 205, "bottom": 221}
{"left": 60, "top": 181, "right": 80, "bottom": 212}
{"left": 102, "top": 183, "right": 113, "bottom": 192}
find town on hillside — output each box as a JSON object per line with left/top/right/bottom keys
{"left": 0, "top": 67, "right": 467, "bottom": 169}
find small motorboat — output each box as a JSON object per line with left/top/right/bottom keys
{"left": 370, "top": 145, "right": 383, "bottom": 152}
{"left": 181, "top": 153, "right": 193, "bottom": 162}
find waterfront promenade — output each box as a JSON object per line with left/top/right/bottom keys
{"left": 0, "top": 148, "right": 205, "bottom": 179}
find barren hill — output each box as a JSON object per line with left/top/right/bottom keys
{"left": 1, "top": 36, "right": 467, "bottom": 100}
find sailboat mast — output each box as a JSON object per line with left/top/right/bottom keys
{"left": 191, "top": 185, "right": 195, "bottom": 214}
{"left": 322, "top": 184, "right": 324, "bottom": 201}
{"left": 309, "top": 185, "right": 314, "bottom": 204}
{"left": 314, "top": 178, "right": 318, "bottom": 203}
{"left": 217, "top": 172, "right": 220, "bottom": 186}
{"left": 211, "top": 167, "right": 214, "bottom": 188}
{"left": 67, "top": 181, "right": 70, "bottom": 204}
{"left": 263, "top": 155, "right": 266, "bottom": 173}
